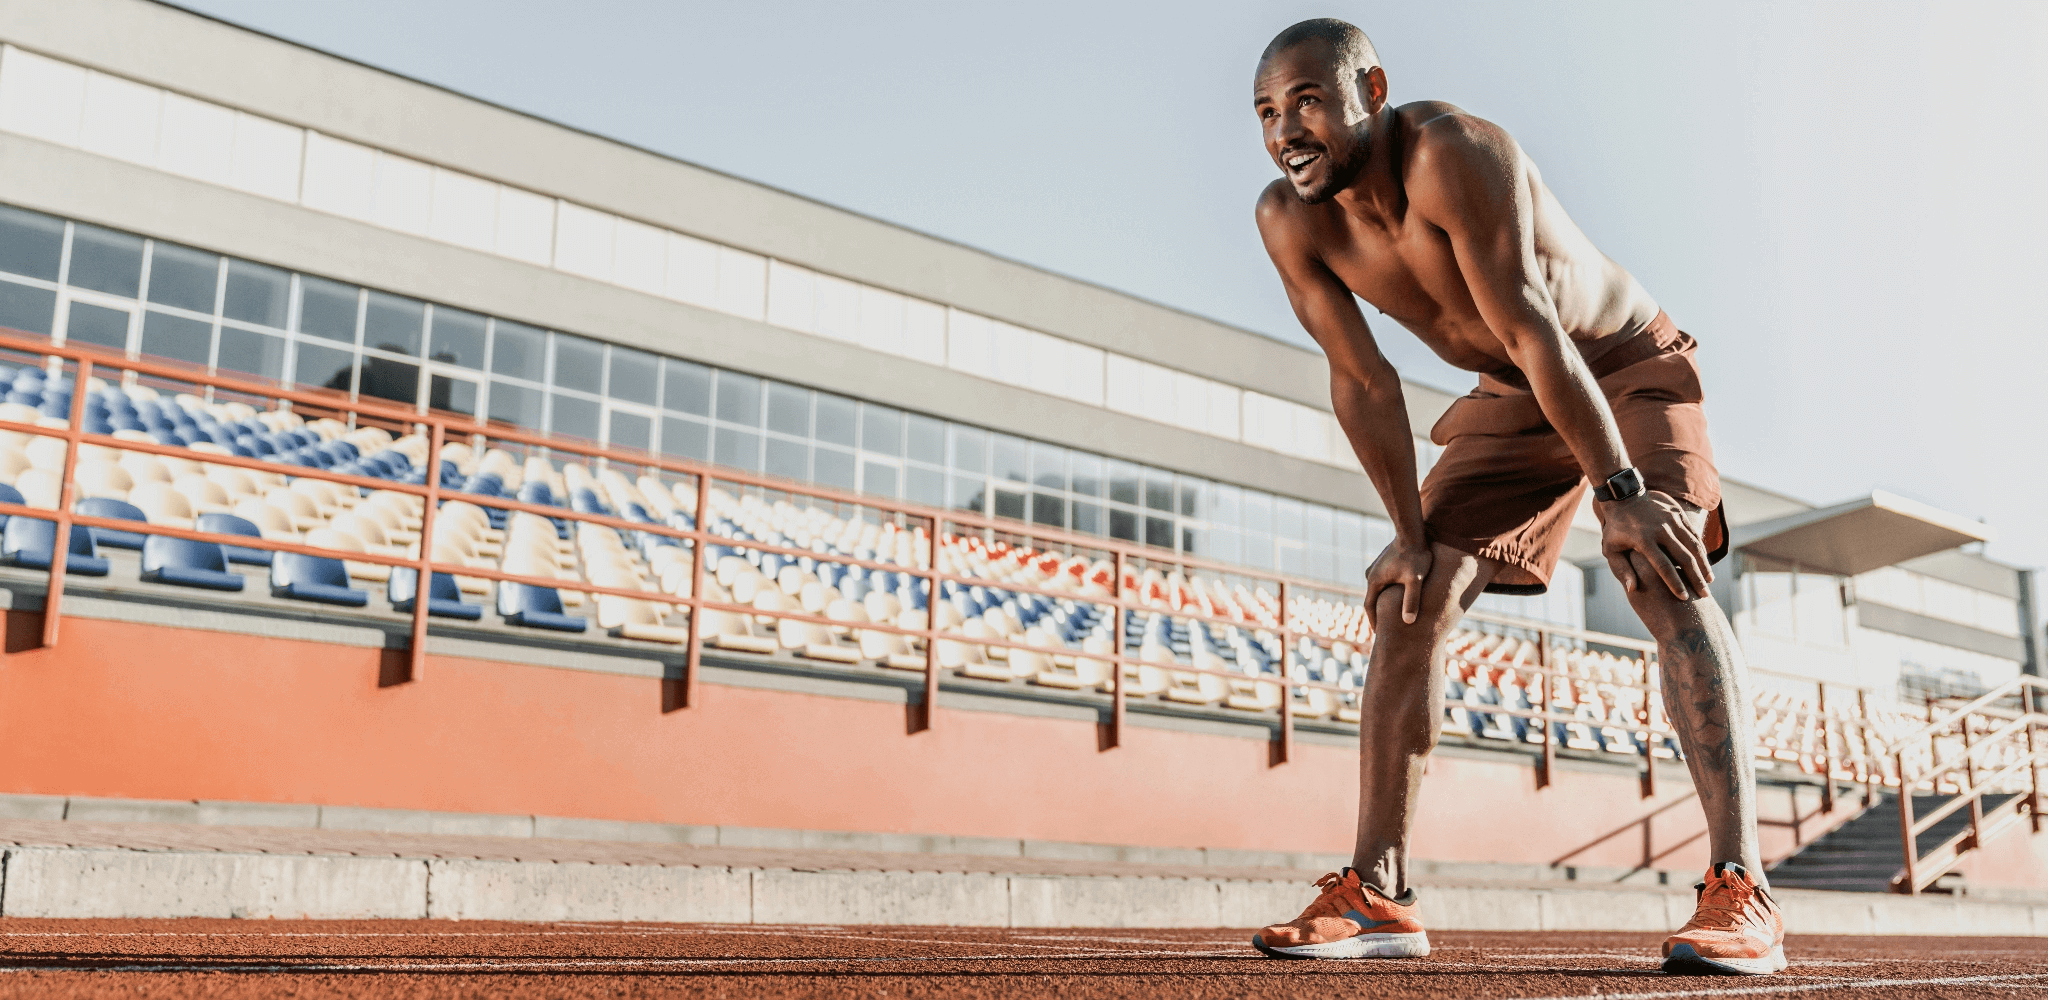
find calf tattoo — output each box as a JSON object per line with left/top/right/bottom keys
{"left": 1653, "top": 608, "right": 1763, "bottom": 875}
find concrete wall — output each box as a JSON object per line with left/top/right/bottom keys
{"left": 0, "top": 610, "right": 1865, "bottom": 877}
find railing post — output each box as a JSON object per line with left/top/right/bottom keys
{"left": 1108, "top": 550, "right": 1124, "bottom": 751}
{"left": 1817, "top": 681, "right": 1834, "bottom": 815}
{"left": 1535, "top": 629, "right": 1552, "bottom": 791}
{"left": 399, "top": 422, "right": 444, "bottom": 685}
{"left": 676, "top": 471, "right": 711, "bottom": 712}
{"left": 2028, "top": 709, "right": 2042, "bottom": 834}
{"left": 1897, "top": 751, "right": 1918, "bottom": 894}
{"left": 1276, "top": 580, "right": 1293, "bottom": 766}
{"left": 1641, "top": 649, "right": 1657, "bottom": 799}
{"left": 41, "top": 356, "right": 93, "bottom": 649}
{"left": 1960, "top": 711, "right": 1984, "bottom": 853}
{"left": 401, "top": 422, "right": 444, "bottom": 685}
{"left": 917, "top": 514, "right": 939, "bottom": 733}
{"left": 1860, "top": 689, "right": 1876, "bottom": 807}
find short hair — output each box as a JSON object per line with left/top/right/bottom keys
{"left": 1260, "top": 18, "right": 1380, "bottom": 77}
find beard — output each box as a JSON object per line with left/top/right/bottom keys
{"left": 1292, "top": 132, "right": 1370, "bottom": 205}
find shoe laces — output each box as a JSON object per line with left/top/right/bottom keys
{"left": 1693, "top": 870, "right": 1756, "bottom": 925}
{"left": 1302, "top": 870, "right": 1361, "bottom": 919}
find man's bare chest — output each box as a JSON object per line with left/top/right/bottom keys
{"left": 1317, "top": 218, "right": 1484, "bottom": 333}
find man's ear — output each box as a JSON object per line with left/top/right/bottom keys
{"left": 1356, "top": 65, "right": 1389, "bottom": 115}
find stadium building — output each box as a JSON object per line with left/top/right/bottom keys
{"left": 0, "top": 0, "right": 2037, "bottom": 895}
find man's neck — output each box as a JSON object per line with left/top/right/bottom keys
{"left": 1330, "top": 109, "right": 1404, "bottom": 225}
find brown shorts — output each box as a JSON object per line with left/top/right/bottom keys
{"left": 1419, "top": 311, "right": 1729, "bottom": 595}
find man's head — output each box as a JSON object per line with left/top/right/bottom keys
{"left": 1253, "top": 19, "right": 1387, "bottom": 204}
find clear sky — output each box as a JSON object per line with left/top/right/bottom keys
{"left": 173, "top": 0, "right": 2048, "bottom": 572}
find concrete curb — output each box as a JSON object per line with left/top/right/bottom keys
{"left": 0, "top": 846, "right": 2041, "bottom": 934}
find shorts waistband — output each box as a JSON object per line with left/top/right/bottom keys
{"left": 1481, "top": 311, "right": 1684, "bottom": 394}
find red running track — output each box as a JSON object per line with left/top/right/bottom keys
{"left": 0, "top": 920, "right": 2037, "bottom": 999}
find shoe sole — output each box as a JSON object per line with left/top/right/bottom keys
{"left": 1253, "top": 931, "right": 1431, "bottom": 960}
{"left": 1661, "top": 942, "right": 1787, "bottom": 975}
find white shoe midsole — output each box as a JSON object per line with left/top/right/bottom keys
{"left": 1265, "top": 930, "right": 1431, "bottom": 959}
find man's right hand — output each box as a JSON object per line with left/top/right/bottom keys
{"left": 1366, "top": 539, "right": 1434, "bottom": 628}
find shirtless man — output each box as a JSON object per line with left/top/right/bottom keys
{"left": 1246, "top": 19, "right": 1784, "bottom": 976}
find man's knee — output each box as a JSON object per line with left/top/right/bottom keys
{"left": 1372, "top": 544, "right": 1487, "bottom": 646}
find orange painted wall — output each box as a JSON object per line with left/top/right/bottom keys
{"left": 0, "top": 614, "right": 1894, "bottom": 874}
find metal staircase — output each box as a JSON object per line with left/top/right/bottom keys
{"left": 1768, "top": 792, "right": 2022, "bottom": 893}
{"left": 1768, "top": 676, "right": 2043, "bottom": 895}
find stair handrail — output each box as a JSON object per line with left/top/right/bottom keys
{"left": 1889, "top": 675, "right": 2047, "bottom": 895}
{"left": 1878, "top": 675, "right": 2045, "bottom": 758}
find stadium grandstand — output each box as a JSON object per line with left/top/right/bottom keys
{"left": 0, "top": 0, "right": 2036, "bottom": 908}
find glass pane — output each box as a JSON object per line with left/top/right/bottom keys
{"left": 0, "top": 205, "right": 62, "bottom": 281}
{"left": 766, "top": 382, "right": 809, "bottom": 436}
{"left": 216, "top": 326, "right": 285, "bottom": 381}
{"left": 950, "top": 426, "right": 986, "bottom": 474}
{"left": 1070, "top": 453, "right": 1103, "bottom": 498}
{"left": 1209, "top": 528, "right": 1242, "bottom": 565}
{"left": 1307, "top": 546, "right": 1335, "bottom": 582}
{"left": 1242, "top": 491, "right": 1273, "bottom": 534}
{"left": 1109, "top": 508, "right": 1138, "bottom": 542}
{"left": 1031, "top": 443, "right": 1066, "bottom": 491}
{"left": 487, "top": 380, "right": 543, "bottom": 429}
{"left": 862, "top": 461, "right": 898, "bottom": 498}
{"left": 1180, "top": 476, "right": 1205, "bottom": 517}
{"left": 861, "top": 405, "right": 903, "bottom": 456}
{"left": 0, "top": 282, "right": 55, "bottom": 336}
{"left": 1071, "top": 500, "right": 1101, "bottom": 535}
{"left": 1145, "top": 516, "right": 1174, "bottom": 549}
{"left": 1212, "top": 483, "right": 1243, "bottom": 530}
{"left": 428, "top": 307, "right": 486, "bottom": 369}
{"left": 294, "top": 341, "right": 355, "bottom": 395}
{"left": 662, "top": 359, "right": 712, "bottom": 415}
{"left": 765, "top": 436, "right": 807, "bottom": 480}
{"left": 951, "top": 475, "right": 985, "bottom": 512}
{"left": 222, "top": 259, "right": 289, "bottom": 328}
{"left": 714, "top": 370, "right": 760, "bottom": 425}
{"left": 994, "top": 489, "right": 1026, "bottom": 521}
{"left": 814, "top": 391, "right": 856, "bottom": 446}
{"left": 814, "top": 446, "right": 855, "bottom": 490}
{"left": 427, "top": 372, "right": 477, "bottom": 417}
{"left": 550, "top": 392, "right": 600, "bottom": 440}
{"left": 991, "top": 434, "right": 1028, "bottom": 484}
{"left": 139, "top": 310, "right": 210, "bottom": 367}
{"left": 145, "top": 242, "right": 219, "bottom": 314}
{"left": 906, "top": 466, "right": 944, "bottom": 507}
{"left": 358, "top": 355, "right": 419, "bottom": 406}
{"left": 608, "top": 345, "right": 657, "bottom": 404}
{"left": 714, "top": 426, "right": 761, "bottom": 471}
{"left": 553, "top": 333, "right": 603, "bottom": 393}
{"left": 297, "top": 277, "right": 359, "bottom": 343}
{"left": 660, "top": 415, "right": 709, "bottom": 462}
{"left": 1031, "top": 493, "right": 1064, "bottom": 528}
{"left": 363, "top": 291, "right": 424, "bottom": 356}
{"left": 65, "top": 302, "right": 129, "bottom": 351}
{"left": 1279, "top": 544, "right": 1306, "bottom": 576}
{"left": 906, "top": 414, "right": 944, "bottom": 464}
{"left": 1108, "top": 460, "right": 1141, "bottom": 505}
{"left": 1305, "top": 504, "right": 1335, "bottom": 548}
{"left": 1144, "top": 470, "right": 1174, "bottom": 512}
{"left": 490, "top": 320, "right": 546, "bottom": 380}
{"left": 68, "top": 224, "right": 143, "bottom": 298}
{"left": 1274, "top": 498, "right": 1304, "bottom": 541}
{"left": 1243, "top": 534, "right": 1274, "bottom": 570}
{"left": 608, "top": 409, "right": 652, "bottom": 451}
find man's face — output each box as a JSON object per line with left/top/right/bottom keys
{"left": 1253, "top": 42, "right": 1373, "bottom": 204}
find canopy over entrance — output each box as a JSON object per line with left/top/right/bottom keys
{"left": 1732, "top": 491, "right": 1991, "bottom": 577}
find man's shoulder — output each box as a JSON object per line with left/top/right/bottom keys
{"left": 1399, "top": 101, "right": 1514, "bottom": 165}
{"left": 1254, "top": 178, "right": 1309, "bottom": 234}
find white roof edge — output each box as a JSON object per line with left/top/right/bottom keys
{"left": 1870, "top": 489, "right": 1994, "bottom": 544}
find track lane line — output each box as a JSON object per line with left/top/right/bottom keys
{"left": 1523, "top": 970, "right": 2048, "bottom": 1000}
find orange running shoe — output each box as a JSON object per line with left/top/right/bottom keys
{"left": 1252, "top": 868, "right": 1429, "bottom": 959}
{"left": 1662, "top": 862, "right": 1787, "bottom": 975}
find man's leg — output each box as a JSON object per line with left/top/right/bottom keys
{"left": 1616, "top": 506, "right": 1763, "bottom": 882}
{"left": 1352, "top": 542, "right": 1502, "bottom": 895}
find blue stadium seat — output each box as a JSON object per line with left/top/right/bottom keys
{"left": 196, "top": 512, "right": 272, "bottom": 566}
{"left": 2, "top": 517, "right": 109, "bottom": 575}
{"left": 270, "top": 552, "right": 368, "bottom": 606}
{"left": 388, "top": 567, "right": 484, "bottom": 621}
{"left": 75, "top": 497, "right": 148, "bottom": 550}
{"left": 0, "top": 482, "right": 22, "bottom": 529}
{"left": 141, "top": 535, "right": 244, "bottom": 591}
{"left": 497, "top": 581, "right": 586, "bottom": 632}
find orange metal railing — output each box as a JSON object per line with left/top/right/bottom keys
{"left": 0, "top": 328, "right": 1946, "bottom": 787}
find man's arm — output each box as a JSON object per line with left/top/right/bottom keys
{"left": 1408, "top": 116, "right": 1711, "bottom": 600}
{"left": 1255, "top": 183, "right": 1431, "bottom": 624}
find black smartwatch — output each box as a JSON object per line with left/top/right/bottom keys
{"left": 1591, "top": 466, "right": 1646, "bottom": 503}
